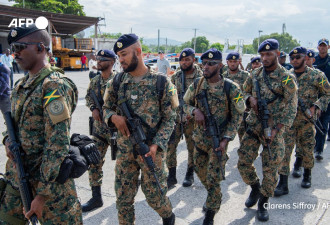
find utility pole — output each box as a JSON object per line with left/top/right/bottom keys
{"left": 193, "top": 28, "right": 198, "bottom": 52}
{"left": 258, "top": 30, "right": 263, "bottom": 49}
{"left": 130, "top": 27, "right": 133, "bottom": 33}
{"left": 157, "top": 29, "right": 160, "bottom": 52}
{"left": 165, "top": 37, "right": 167, "bottom": 53}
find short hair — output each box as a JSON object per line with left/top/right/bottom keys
{"left": 26, "top": 30, "right": 51, "bottom": 47}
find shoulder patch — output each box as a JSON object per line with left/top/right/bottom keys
{"left": 43, "top": 89, "right": 61, "bottom": 107}
{"left": 233, "top": 93, "right": 243, "bottom": 103}
{"left": 282, "top": 75, "right": 292, "bottom": 86}
{"left": 46, "top": 97, "right": 70, "bottom": 124}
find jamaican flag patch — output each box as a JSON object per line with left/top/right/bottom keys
{"left": 43, "top": 89, "right": 61, "bottom": 107}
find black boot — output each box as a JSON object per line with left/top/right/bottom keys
{"left": 274, "top": 174, "right": 289, "bottom": 197}
{"left": 162, "top": 213, "right": 175, "bottom": 225}
{"left": 167, "top": 167, "right": 177, "bottom": 189}
{"left": 202, "top": 201, "right": 207, "bottom": 212}
{"left": 315, "top": 151, "right": 323, "bottom": 161}
{"left": 245, "top": 182, "right": 260, "bottom": 208}
{"left": 257, "top": 194, "right": 269, "bottom": 222}
{"left": 301, "top": 168, "right": 311, "bottom": 188}
{"left": 182, "top": 166, "right": 194, "bottom": 187}
{"left": 203, "top": 209, "right": 215, "bottom": 225}
{"left": 82, "top": 186, "right": 103, "bottom": 212}
{"left": 292, "top": 157, "right": 303, "bottom": 178}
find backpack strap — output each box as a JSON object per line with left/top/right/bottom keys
{"left": 223, "top": 78, "right": 233, "bottom": 121}
{"left": 112, "top": 72, "right": 125, "bottom": 101}
{"left": 156, "top": 74, "right": 167, "bottom": 101}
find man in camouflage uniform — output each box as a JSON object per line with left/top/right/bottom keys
{"left": 278, "top": 51, "right": 293, "bottom": 70}
{"left": 102, "top": 34, "right": 177, "bottom": 225}
{"left": 1, "top": 25, "right": 82, "bottom": 224}
{"left": 251, "top": 56, "right": 262, "bottom": 71}
{"left": 184, "top": 48, "right": 245, "bottom": 225}
{"left": 82, "top": 49, "right": 117, "bottom": 212}
{"left": 166, "top": 48, "right": 202, "bottom": 189}
{"left": 274, "top": 47, "right": 330, "bottom": 196}
{"left": 223, "top": 52, "right": 250, "bottom": 141}
{"left": 306, "top": 50, "right": 316, "bottom": 68}
{"left": 237, "top": 39, "right": 298, "bottom": 222}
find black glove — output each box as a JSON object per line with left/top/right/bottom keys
{"left": 56, "top": 157, "right": 73, "bottom": 184}
{"left": 68, "top": 145, "right": 88, "bottom": 178}
{"left": 80, "top": 142, "right": 101, "bottom": 165}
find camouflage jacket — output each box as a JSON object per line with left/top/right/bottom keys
{"left": 223, "top": 69, "right": 250, "bottom": 90}
{"left": 7, "top": 65, "right": 78, "bottom": 196}
{"left": 171, "top": 64, "right": 202, "bottom": 122}
{"left": 290, "top": 66, "right": 330, "bottom": 120}
{"left": 102, "top": 69, "right": 178, "bottom": 151}
{"left": 183, "top": 76, "right": 245, "bottom": 143}
{"left": 85, "top": 73, "right": 115, "bottom": 135}
{"left": 243, "top": 64, "right": 298, "bottom": 128}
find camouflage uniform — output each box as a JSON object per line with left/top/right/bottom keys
{"left": 85, "top": 73, "right": 115, "bottom": 187}
{"left": 183, "top": 76, "right": 245, "bottom": 212}
{"left": 103, "top": 69, "right": 177, "bottom": 224}
{"left": 223, "top": 69, "right": 250, "bottom": 141}
{"left": 237, "top": 65, "right": 298, "bottom": 197}
{"left": 167, "top": 64, "right": 202, "bottom": 169}
{"left": 0, "top": 65, "right": 82, "bottom": 225}
{"left": 279, "top": 67, "right": 330, "bottom": 175}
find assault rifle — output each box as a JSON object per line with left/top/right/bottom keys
{"left": 298, "top": 99, "right": 324, "bottom": 136}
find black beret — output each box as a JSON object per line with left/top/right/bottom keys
{"left": 279, "top": 51, "right": 287, "bottom": 58}
{"left": 318, "top": 38, "right": 329, "bottom": 46}
{"left": 113, "top": 33, "right": 139, "bottom": 54}
{"left": 251, "top": 56, "right": 261, "bottom": 63}
{"left": 289, "top": 46, "right": 307, "bottom": 56}
{"left": 179, "top": 48, "right": 195, "bottom": 61}
{"left": 7, "top": 24, "right": 43, "bottom": 45}
{"left": 97, "top": 49, "right": 116, "bottom": 58}
{"left": 307, "top": 50, "right": 315, "bottom": 58}
{"left": 226, "top": 52, "right": 240, "bottom": 60}
{"left": 201, "top": 48, "right": 222, "bottom": 60}
{"left": 258, "top": 39, "right": 279, "bottom": 52}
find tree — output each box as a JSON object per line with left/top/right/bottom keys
{"left": 9, "top": 0, "right": 86, "bottom": 16}
{"left": 194, "top": 36, "right": 209, "bottom": 53}
{"left": 252, "top": 32, "right": 299, "bottom": 53}
{"left": 90, "top": 32, "right": 122, "bottom": 39}
{"left": 210, "top": 42, "right": 224, "bottom": 51}
{"left": 244, "top": 44, "right": 256, "bottom": 54}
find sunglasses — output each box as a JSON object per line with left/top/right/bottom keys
{"left": 290, "top": 54, "right": 305, "bottom": 61}
{"left": 10, "top": 42, "right": 41, "bottom": 53}
{"left": 202, "top": 60, "right": 220, "bottom": 66}
{"left": 96, "top": 56, "right": 112, "bottom": 62}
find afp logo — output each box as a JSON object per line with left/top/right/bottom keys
{"left": 8, "top": 16, "right": 48, "bottom": 29}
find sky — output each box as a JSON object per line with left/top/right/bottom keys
{"left": 1, "top": 0, "right": 330, "bottom": 47}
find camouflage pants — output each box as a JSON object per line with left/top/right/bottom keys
{"left": 88, "top": 133, "right": 111, "bottom": 187}
{"left": 237, "top": 124, "right": 285, "bottom": 197}
{"left": 166, "top": 120, "right": 195, "bottom": 169}
{"left": 279, "top": 119, "right": 316, "bottom": 175}
{"left": 237, "top": 120, "right": 247, "bottom": 143}
{"left": 0, "top": 160, "right": 82, "bottom": 225}
{"left": 115, "top": 147, "right": 172, "bottom": 225}
{"left": 193, "top": 142, "right": 228, "bottom": 213}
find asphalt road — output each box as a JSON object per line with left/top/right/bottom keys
{"left": 1, "top": 71, "right": 330, "bottom": 225}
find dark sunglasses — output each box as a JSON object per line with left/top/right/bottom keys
{"left": 96, "top": 56, "right": 112, "bottom": 62}
{"left": 202, "top": 60, "right": 220, "bottom": 66}
{"left": 10, "top": 42, "right": 41, "bottom": 53}
{"left": 290, "top": 54, "right": 305, "bottom": 61}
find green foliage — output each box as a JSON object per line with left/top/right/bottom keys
{"left": 90, "top": 32, "right": 122, "bottom": 39}
{"left": 210, "top": 42, "right": 224, "bottom": 51}
{"left": 244, "top": 44, "right": 256, "bottom": 54}
{"left": 252, "top": 32, "right": 299, "bottom": 53}
{"left": 9, "top": 0, "right": 85, "bottom": 16}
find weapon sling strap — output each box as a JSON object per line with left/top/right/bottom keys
{"left": 97, "top": 75, "right": 104, "bottom": 106}
{"left": 261, "top": 69, "right": 284, "bottom": 104}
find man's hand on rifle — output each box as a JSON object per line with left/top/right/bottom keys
{"left": 248, "top": 97, "right": 258, "bottom": 115}
{"left": 24, "top": 195, "right": 45, "bottom": 220}
{"left": 5, "top": 139, "right": 14, "bottom": 161}
{"left": 310, "top": 105, "right": 321, "bottom": 118}
{"left": 92, "top": 109, "right": 102, "bottom": 122}
{"left": 111, "top": 115, "right": 130, "bottom": 137}
{"left": 145, "top": 144, "right": 158, "bottom": 162}
{"left": 193, "top": 108, "right": 206, "bottom": 129}
{"left": 215, "top": 138, "right": 229, "bottom": 154}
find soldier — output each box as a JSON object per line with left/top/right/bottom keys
{"left": 306, "top": 50, "right": 316, "bottom": 68}
{"left": 274, "top": 47, "right": 330, "bottom": 196}
{"left": 166, "top": 48, "right": 202, "bottom": 189}
{"left": 103, "top": 34, "right": 177, "bottom": 225}
{"left": 82, "top": 49, "right": 117, "bottom": 212}
{"left": 223, "top": 52, "right": 250, "bottom": 141}
{"left": 184, "top": 48, "right": 245, "bottom": 225}
{"left": 278, "top": 51, "right": 293, "bottom": 70}
{"left": 237, "top": 39, "right": 298, "bottom": 221}
{"left": 1, "top": 25, "right": 82, "bottom": 224}
{"left": 251, "top": 56, "right": 262, "bottom": 71}
{"left": 313, "top": 38, "right": 330, "bottom": 160}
